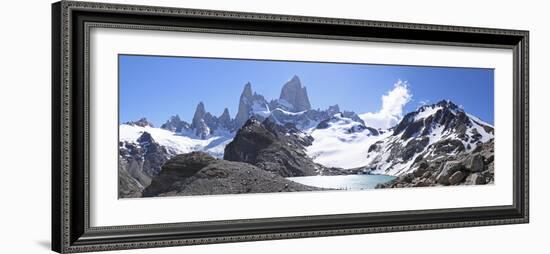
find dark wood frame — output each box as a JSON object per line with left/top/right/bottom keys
{"left": 52, "top": 1, "right": 529, "bottom": 253}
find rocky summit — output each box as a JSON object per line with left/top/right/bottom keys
{"left": 277, "top": 75, "right": 311, "bottom": 112}
{"left": 160, "top": 115, "right": 190, "bottom": 133}
{"left": 224, "top": 118, "right": 331, "bottom": 177}
{"left": 124, "top": 117, "right": 154, "bottom": 128}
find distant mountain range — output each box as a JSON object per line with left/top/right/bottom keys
{"left": 118, "top": 75, "right": 494, "bottom": 198}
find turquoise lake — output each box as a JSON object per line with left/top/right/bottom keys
{"left": 287, "top": 174, "right": 396, "bottom": 190}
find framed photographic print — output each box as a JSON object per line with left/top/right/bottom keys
{"left": 52, "top": 1, "right": 529, "bottom": 253}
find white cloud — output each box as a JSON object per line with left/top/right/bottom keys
{"left": 360, "top": 80, "right": 412, "bottom": 129}
{"left": 418, "top": 99, "right": 430, "bottom": 106}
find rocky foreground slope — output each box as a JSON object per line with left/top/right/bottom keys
{"left": 142, "top": 152, "right": 323, "bottom": 197}
{"left": 376, "top": 136, "right": 494, "bottom": 188}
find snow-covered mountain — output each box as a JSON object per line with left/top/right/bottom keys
{"left": 363, "top": 100, "right": 493, "bottom": 176}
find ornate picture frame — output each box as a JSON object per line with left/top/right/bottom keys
{"left": 52, "top": 1, "right": 529, "bottom": 253}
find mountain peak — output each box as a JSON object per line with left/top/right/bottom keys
{"left": 136, "top": 131, "right": 155, "bottom": 144}
{"left": 393, "top": 99, "right": 476, "bottom": 140}
{"left": 279, "top": 75, "right": 311, "bottom": 112}
{"left": 219, "top": 108, "right": 232, "bottom": 130}
{"left": 160, "top": 114, "right": 190, "bottom": 132}
{"left": 125, "top": 117, "right": 154, "bottom": 128}
{"left": 235, "top": 82, "right": 269, "bottom": 129}
{"left": 196, "top": 101, "right": 205, "bottom": 111}
{"left": 191, "top": 101, "right": 209, "bottom": 134}
{"left": 220, "top": 108, "right": 230, "bottom": 119}
{"left": 435, "top": 99, "right": 460, "bottom": 110}
{"left": 192, "top": 102, "right": 206, "bottom": 121}
{"left": 242, "top": 82, "right": 253, "bottom": 98}
{"left": 170, "top": 115, "right": 181, "bottom": 121}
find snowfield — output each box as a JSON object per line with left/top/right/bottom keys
{"left": 305, "top": 114, "right": 390, "bottom": 169}
{"left": 119, "top": 124, "right": 233, "bottom": 158}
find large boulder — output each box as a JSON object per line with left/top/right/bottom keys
{"left": 448, "top": 171, "right": 466, "bottom": 185}
{"left": 462, "top": 154, "right": 484, "bottom": 172}
{"left": 436, "top": 161, "right": 464, "bottom": 185}
{"left": 413, "top": 162, "right": 430, "bottom": 177}
{"left": 142, "top": 152, "right": 216, "bottom": 196}
{"left": 465, "top": 173, "right": 486, "bottom": 185}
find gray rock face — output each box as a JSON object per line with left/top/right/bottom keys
{"left": 118, "top": 163, "right": 145, "bottom": 198}
{"left": 278, "top": 75, "right": 311, "bottom": 112}
{"left": 219, "top": 108, "right": 233, "bottom": 130}
{"left": 224, "top": 118, "right": 325, "bottom": 177}
{"left": 142, "top": 152, "right": 324, "bottom": 197}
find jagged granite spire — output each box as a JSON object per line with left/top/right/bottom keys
{"left": 234, "top": 82, "right": 269, "bottom": 129}
{"left": 191, "top": 102, "right": 206, "bottom": 129}
{"left": 279, "top": 75, "right": 311, "bottom": 112}
{"left": 190, "top": 102, "right": 212, "bottom": 139}
{"left": 242, "top": 82, "right": 253, "bottom": 98}
{"left": 219, "top": 108, "right": 232, "bottom": 129}
{"left": 160, "top": 115, "right": 191, "bottom": 133}
{"left": 220, "top": 108, "right": 231, "bottom": 122}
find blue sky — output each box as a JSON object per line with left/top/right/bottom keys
{"left": 119, "top": 55, "right": 494, "bottom": 127}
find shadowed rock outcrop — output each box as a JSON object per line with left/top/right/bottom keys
{"left": 224, "top": 118, "right": 334, "bottom": 177}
